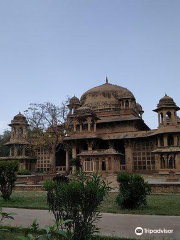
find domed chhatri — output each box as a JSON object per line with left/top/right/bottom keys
{"left": 10, "top": 112, "right": 28, "bottom": 126}
{"left": 157, "top": 94, "right": 180, "bottom": 109}
{"left": 69, "top": 96, "right": 80, "bottom": 105}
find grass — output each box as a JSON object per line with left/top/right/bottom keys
{"left": 1, "top": 191, "right": 180, "bottom": 216}
{"left": 0, "top": 227, "right": 137, "bottom": 240}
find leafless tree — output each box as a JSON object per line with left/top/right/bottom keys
{"left": 24, "top": 99, "right": 71, "bottom": 170}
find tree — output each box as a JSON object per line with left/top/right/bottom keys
{"left": 0, "top": 130, "right": 11, "bottom": 157}
{"left": 43, "top": 172, "right": 111, "bottom": 240}
{"left": 0, "top": 160, "right": 19, "bottom": 200}
{"left": 24, "top": 100, "right": 71, "bottom": 171}
{"left": 116, "top": 172, "right": 151, "bottom": 209}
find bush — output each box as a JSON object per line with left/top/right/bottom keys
{"left": 17, "top": 170, "right": 31, "bottom": 175}
{"left": 43, "top": 172, "right": 111, "bottom": 240}
{"left": 69, "top": 157, "right": 81, "bottom": 170}
{"left": 116, "top": 172, "right": 151, "bottom": 209}
{"left": 0, "top": 160, "right": 19, "bottom": 200}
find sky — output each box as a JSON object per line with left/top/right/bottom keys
{"left": 0, "top": 0, "right": 180, "bottom": 133}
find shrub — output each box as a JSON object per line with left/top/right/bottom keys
{"left": 43, "top": 172, "right": 111, "bottom": 240}
{"left": 116, "top": 172, "right": 151, "bottom": 209}
{"left": 69, "top": 157, "right": 81, "bottom": 170}
{"left": 17, "top": 170, "right": 31, "bottom": 175}
{"left": 0, "top": 160, "right": 19, "bottom": 200}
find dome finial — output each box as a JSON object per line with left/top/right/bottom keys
{"left": 106, "top": 75, "right": 108, "bottom": 83}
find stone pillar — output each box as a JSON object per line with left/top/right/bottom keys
{"left": 155, "top": 154, "right": 161, "bottom": 171}
{"left": 73, "top": 122, "right": 76, "bottom": 132}
{"left": 80, "top": 124, "right": 82, "bottom": 132}
{"left": 14, "top": 146, "right": 17, "bottom": 158}
{"left": 72, "top": 144, "right": 76, "bottom": 158}
{"left": 106, "top": 157, "right": 109, "bottom": 172}
{"left": 99, "top": 159, "right": 102, "bottom": 172}
{"left": 94, "top": 120, "right": 97, "bottom": 132}
{"left": 125, "top": 140, "right": 133, "bottom": 173}
{"left": 164, "top": 135, "right": 168, "bottom": 147}
{"left": 87, "top": 117, "right": 92, "bottom": 132}
{"left": 174, "top": 135, "right": 178, "bottom": 146}
{"left": 23, "top": 126, "right": 26, "bottom": 138}
{"left": 158, "top": 137, "right": 161, "bottom": 147}
{"left": 163, "top": 111, "right": 167, "bottom": 125}
{"left": 111, "top": 158, "right": 114, "bottom": 172}
{"left": 158, "top": 113, "right": 160, "bottom": 126}
{"left": 66, "top": 150, "right": 69, "bottom": 171}
{"left": 22, "top": 146, "right": 25, "bottom": 156}
{"left": 164, "top": 155, "right": 168, "bottom": 169}
{"left": 9, "top": 148, "right": 12, "bottom": 157}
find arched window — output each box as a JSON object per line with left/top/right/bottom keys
{"left": 18, "top": 127, "right": 23, "bottom": 138}
{"left": 166, "top": 112, "right": 172, "bottom": 125}
{"left": 160, "top": 135, "right": 164, "bottom": 147}
{"left": 168, "top": 134, "right": 174, "bottom": 146}
{"left": 125, "top": 100, "right": 129, "bottom": 109}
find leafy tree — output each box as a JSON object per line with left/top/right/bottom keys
{"left": 0, "top": 130, "right": 11, "bottom": 157}
{"left": 24, "top": 100, "right": 71, "bottom": 171}
{"left": 0, "top": 160, "right": 19, "bottom": 200}
{"left": 43, "top": 172, "right": 111, "bottom": 240}
{"left": 116, "top": 172, "right": 151, "bottom": 209}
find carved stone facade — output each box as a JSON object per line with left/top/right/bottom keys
{"left": 2, "top": 79, "right": 180, "bottom": 175}
{"left": 1, "top": 113, "right": 36, "bottom": 171}
{"left": 64, "top": 79, "right": 180, "bottom": 174}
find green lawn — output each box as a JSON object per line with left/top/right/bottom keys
{"left": 0, "top": 228, "right": 137, "bottom": 240}
{"left": 0, "top": 191, "right": 180, "bottom": 216}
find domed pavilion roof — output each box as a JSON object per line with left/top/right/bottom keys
{"left": 157, "top": 94, "right": 179, "bottom": 109}
{"left": 69, "top": 96, "right": 80, "bottom": 105}
{"left": 154, "top": 94, "right": 180, "bottom": 112}
{"left": 10, "top": 112, "right": 28, "bottom": 125}
{"left": 80, "top": 80, "right": 135, "bottom": 111}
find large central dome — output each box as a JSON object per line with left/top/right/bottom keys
{"left": 80, "top": 81, "right": 135, "bottom": 111}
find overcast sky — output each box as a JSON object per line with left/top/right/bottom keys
{"left": 0, "top": 0, "right": 180, "bottom": 133}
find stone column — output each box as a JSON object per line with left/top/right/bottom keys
{"left": 164, "top": 135, "right": 168, "bottom": 147}
{"left": 66, "top": 150, "right": 69, "bottom": 171}
{"left": 80, "top": 124, "right": 82, "bottom": 132}
{"left": 164, "top": 155, "right": 168, "bottom": 169}
{"left": 94, "top": 120, "right": 97, "bottom": 132}
{"left": 73, "top": 122, "right": 76, "bottom": 132}
{"left": 87, "top": 117, "right": 92, "bottom": 132}
{"left": 155, "top": 154, "right": 161, "bottom": 171}
{"left": 174, "top": 135, "right": 178, "bottom": 146}
{"left": 111, "top": 158, "right": 114, "bottom": 172}
{"left": 9, "top": 148, "right": 12, "bottom": 157}
{"left": 105, "top": 157, "right": 109, "bottom": 172}
{"left": 14, "top": 146, "right": 17, "bottom": 158}
{"left": 99, "top": 158, "right": 102, "bottom": 172}
{"left": 158, "top": 113, "right": 160, "bottom": 126}
{"left": 158, "top": 137, "right": 161, "bottom": 147}
{"left": 72, "top": 144, "right": 76, "bottom": 158}
{"left": 125, "top": 140, "right": 133, "bottom": 173}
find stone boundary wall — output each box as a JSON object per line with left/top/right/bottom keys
{"left": 15, "top": 183, "right": 180, "bottom": 193}
{"left": 150, "top": 183, "right": 180, "bottom": 193}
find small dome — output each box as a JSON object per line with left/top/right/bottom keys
{"left": 10, "top": 112, "right": 28, "bottom": 125}
{"left": 69, "top": 96, "right": 80, "bottom": 105}
{"left": 136, "top": 103, "right": 143, "bottom": 112}
{"left": 157, "top": 94, "right": 178, "bottom": 108}
{"left": 75, "top": 106, "right": 95, "bottom": 116}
